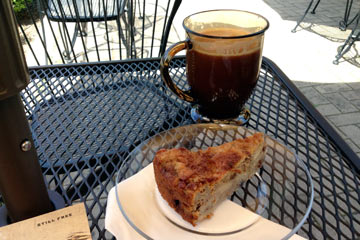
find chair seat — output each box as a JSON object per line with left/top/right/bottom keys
{"left": 46, "top": 0, "right": 126, "bottom": 22}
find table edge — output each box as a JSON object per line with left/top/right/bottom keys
{"left": 262, "top": 56, "right": 360, "bottom": 174}
{"left": 28, "top": 56, "right": 360, "bottom": 174}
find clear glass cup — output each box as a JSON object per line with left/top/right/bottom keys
{"left": 160, "top": 10, "right": 269, "bottom": 124}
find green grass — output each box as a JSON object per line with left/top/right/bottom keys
{"left": 13, "top": 0, "right": 37, "bottom": 20}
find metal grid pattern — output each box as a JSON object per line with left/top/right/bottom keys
{"left": 19, "top": 57, "right": 360, "bottom": 239}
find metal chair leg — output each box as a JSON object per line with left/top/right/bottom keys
{"left": 333, "top": 30, "right": 360, "bottom": 64}
{"left": 63, "top": 24, "right": 79, "bottom": 60}
{"left": 120, "top": 0, "right": 137, "bottom": 58}
{"left": 333, "top": 11, "right": 360, "bottom": 64}
{"left": 61, "top": 22, "right": 82, "bottom": 61}
{"left": 311, "top": 0, "right": 321, "bottom": 14}
{"left": 78, "top": 22, "right": 88, "bottom": 37}
{"left": 137, "top": 0, "right": 143, "bottom": 19}
{"left": 128, "top": 0, "right": 137, "bottom": 58}
{"left": 339, "top": 0, "right": 355, "bottom": 31}
{"left": 116, "top": 17, "right": 131, "bottom": 59}
{"left": 59, "top": 22, "right": 71, "bottom": 60}
{"left": 292, "top": 0, "right": 316, "bottom": 33}
{"left": 70, "top": 23, "right": 81, "bottom": 49}
{"left": 37, "top": 0, "right": 48, "bottom": 65}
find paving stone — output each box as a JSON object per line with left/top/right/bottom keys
{"left": 328, "top": 112, "right": 360, "bottom": 126}
{"left": 323, "top": 92, "right": 358, "bottom": 113}
{"left": 301, "top": 87, "right": 330, "bottom": 106}
{"left": 348, "top": 82, "right": 360, "bottom": 90}
{"left": 352, "top": 99, "right": 360, "bottom": 109}
{"left": 326, "top": 120, "right": 348, "bottom": 139}
{"left": 339, "top": 125, "right": 360, "bottom": 144}
{"left": 341, "top": 90, "right": 360, "bottom": 101}
{"left": 316, "top": 103, "right": 341, "bottom": 116}
{"left": 293, "top": 81, "right": 319, "bottom": 88}
{"left": 344, "top": 138, "right": 360, "bottom": 154}
{"left": 315, "top": 83, "right": 352, "bottom": 94}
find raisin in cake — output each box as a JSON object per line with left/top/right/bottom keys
{"left": 153, "top": 132, "right": 266, "bottom": 226}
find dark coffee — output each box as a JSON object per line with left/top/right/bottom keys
{"left": 186, "top": 28, "right": 262, "bottom": 119}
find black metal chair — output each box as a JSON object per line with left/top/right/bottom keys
{"left": 121, "top": 0, "right": 183, "bottom": 59}
{"left": 20, "top": 0, "right": 183, "bottom": 204}
{"left": 291, "top": 0, "right": 321, "bottom": 33}
{"left": 333, "top": 9, "right": 360, "bottom": 64}
{"left": 39, "top": 0, "right": 130, "bottom": 62}
{"left": 28, "top": 0, "right": 182, "bottom": 65}
{"left": 292, "top": 0, "right": 359, "bottom": 32}
{"left": 292, "top": 0, "right": 359, "bottom": 65}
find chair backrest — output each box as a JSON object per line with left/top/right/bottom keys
{"left": 15, "top": 0, "right": 182, "bottom": 66}
{"left": 45, "top": 0, "right": 127, "bottom": 22}
{"left": 128, "top": 0, "right": 182, "bottom": 59}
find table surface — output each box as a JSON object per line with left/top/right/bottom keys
{"left": 21, "top": 56, "right": 360, "bottom": 239}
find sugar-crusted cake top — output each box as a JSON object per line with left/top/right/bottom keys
{"left": 153, "top": 132, "right": 264, "bottom": 192}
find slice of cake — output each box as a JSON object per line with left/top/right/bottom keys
{"left": 153, "top": 132, "right": 266, "bottom": 226}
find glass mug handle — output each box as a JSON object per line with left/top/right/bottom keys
{"left": 160, "top": 40, "right": 196, "bottom": 103}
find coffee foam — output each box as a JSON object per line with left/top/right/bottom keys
{"left": 193, "top": 39, "right": 262, "bottom": 57}
{"left": 198, "top": 27, "right": 250, "bottom": 37}
{"left": 191, "top": 28, "right": 262, "bottom": 56}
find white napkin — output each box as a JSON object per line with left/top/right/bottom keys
{"left": 105, "top": 164, "right": 307, "bottom": 240}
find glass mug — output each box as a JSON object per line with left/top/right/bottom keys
{"left": 160, "top": 10, "right": 269, "bottom": 123}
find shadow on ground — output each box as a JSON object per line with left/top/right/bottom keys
{"left": 263, "top": 0, "right": 360, "bottom": 67}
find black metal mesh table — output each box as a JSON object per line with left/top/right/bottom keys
{"left": 19, "top": 56, "right": 360, "bottom": 239}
